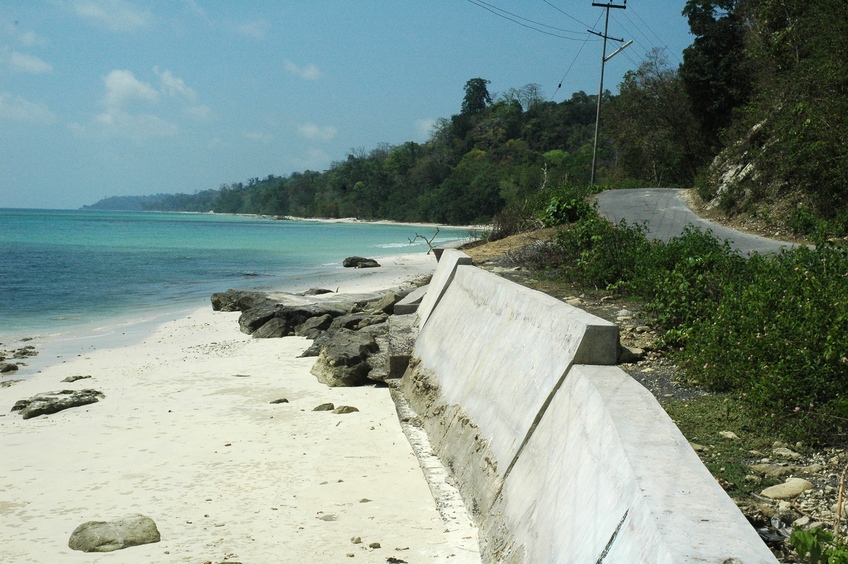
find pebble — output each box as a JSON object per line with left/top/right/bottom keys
{"left": 719, "top": 431, "right": 739, "bottom": 440}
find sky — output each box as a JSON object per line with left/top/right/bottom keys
{"left": 0, "top": 1, "right": 694, "bottom": 209}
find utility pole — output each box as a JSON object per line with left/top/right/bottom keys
{"left": 589, "top": 1, "right": 629, "bottom": 188}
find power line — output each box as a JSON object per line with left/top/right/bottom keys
{"left": 540, "top": 0, "right": 594, "bottom": 30}
{"left": 466, "top": 0, "right": 590, "bottom": 40}
{"left": 627, "top": 5, "right": 683, "bottom": 64}
{"left": 550, "top": 34, "right": 592, "bottom": 101}
{"left": 550, "top": 11, "right": 603, "bottom": 101}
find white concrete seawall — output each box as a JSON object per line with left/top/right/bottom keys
{"left": 400, "top": 249, "right": 778, "bottom": 563}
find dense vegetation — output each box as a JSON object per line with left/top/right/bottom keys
{"left": 132, "top": 82, "right": 614, "bottom": 224}
{"left": 525, "top": 200, "right": 848, "bottom": 446}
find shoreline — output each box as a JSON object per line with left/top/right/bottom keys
{"left": 0, "top": 252, "right": 480, "bottom": 562}
{"left": 1, "top": 252, "right": 441, "bottom": 381}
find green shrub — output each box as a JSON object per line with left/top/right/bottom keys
{"left": 680, "top": 244, "right": 848, "bottom": 441}
{"left": 548, "top": 215, "right": 650, "bottom": 289}
{"left": 639, "top": 227, "right": 744, "bottom": 334}
{"left": 791, "top": 528, "right": 848, "bottom": 564}
{"left": 540, "top": 194, "right": 593, "bottom": 227}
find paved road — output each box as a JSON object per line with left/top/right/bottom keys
{"left": 595, "top": 188, "right": 793, "bottom": 255}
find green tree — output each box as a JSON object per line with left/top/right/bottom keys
{"left": 679, "top": 0, "right": 752, "bottom": 149}
{"left": 607, "top": 49, "right": 706, "bottom": 185}
{"left": 461, "top": 78, "right": 492, "bottom": 116}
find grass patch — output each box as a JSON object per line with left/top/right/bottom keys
{"left": 662, "top": 393, "right": 788, "bottom": 496}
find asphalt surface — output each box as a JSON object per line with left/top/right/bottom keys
{"left": 595, "top": 188, "right": 793, "bottom": 255}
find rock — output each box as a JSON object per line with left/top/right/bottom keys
{"left": 68, "top": 514, "right": 160, "bottom": 553}
{"left": 301, "top": 288, "right": 334, "bottom": 296}
{"left": 720, "top": 431, "right": 740, "bottom": 440}
{"left": 238, "top": 302, "right": 279, "bottom": 334}
{"left": 773, "top": 447, "right": 802, "bottom": 460}
{"left": 0, "top": 379, "right": 22, "bottom": 388}
{"left": 368, "top": 542, "right": 381, "bottom": 549}
{"left": 388, "top": 314, "right": 417, "bottom": 379}
{"left": 343, "top": 256, "right": 381, "bottom": 268}
{"left": 211, "top": 289, "right": 270, "bottom": 312}
{"left": 333, "top": 406, "right": 359, "bottom": 414}
{"left": 0, "top": 362, "right": 19, "bottom": 373}
{"left": 760, "top": 478, "right": 814, "bottom": 499}
{"left": 351, "top": 536, "right": 362, "bottom": 544}
{"left": 690, "top": 442, "right": 708, "bottom": 452}
{"left": 310, "top": 329, "right": 378, "bottom": 387}
{"left": 617, "top": 345, "right": 645, "bottom": 364}
{"left": 270, "top": 398, "right": 289, "bottom": 404}
{"left": 362, "top": 292, "right": 401, "bottom": 315}
{"left": 251, "top": 317, "right": 289, "bottom": 339}
{"left": 565, "top": 298, "right": 583, "bottom": 307}
{"left": 62, "top": 375, "right": 92, "bottom": 383}
{"left": 793, "top": 516, "right": 811, "bottom": 528}
{"left": 749, "top": 463, "right": 824, "bottom": 478}
{"left": 313, "top": 403, "right": 335, "bottom": 411}
{"left": 295, "top": 314, "right": 333, "bottom": 339}
{"left": 13, "top": 346, "right": 38, "bottom": 358}
{"left": 11, "top": 389, "right": 104, "bottom": 419}
{"left": 246, "top": 302, "right": 352, "bottom": 337}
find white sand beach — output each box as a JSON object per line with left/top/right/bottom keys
{"left": 0, "top": 253, "right": 479, "bottom": 563}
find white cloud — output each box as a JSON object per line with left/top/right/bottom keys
{"left": 0, "top": 47, "right": 53, "bottom": 74}
{"left": 284, "top": 60, "right": 321, "bottom": 81}
{"left": 103, "top": 69, "right": 159, "bottom": 109}
{"left": 184, "top": 104, "right": 211, "bottom": 122}
{"left": 236, "top": 19, "right": 268, "bottom": 40}
{"left": 154, "top": 66, "right": 197, "bottom": 102}
{"left": 70, "top": 69, "right": 182, "bottom": 140}
{"left": 415, "top": 118, "right": 436, "bottom": 140}
{"left": 243, "top": 130, "right": 272, "bottom": 143}
{"left": 10, "top": 51, "right": 53, "bottom": 74}
{"left": 298, "top": 122, "right": 337, "bottom": 142}
{"left": 72, "top": 0, "right": 151, "bottom": 32}
{"left": 0, "top": 91, "right": 55, "bottom": 124}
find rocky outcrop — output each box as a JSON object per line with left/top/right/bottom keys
{"left": 211, "top": 276, "right": 430, "bottom": 387}
{"left": 11, "top": 389, "right": 104, "bottom": 419}
{"left": 210, "top": 289, "right": 270, "bottom": 312}
{"left": 68, "top": 514, "right": 160, "bottom": 553}
{"left": 310, "top": 328, "right": 380, "bottom": 387}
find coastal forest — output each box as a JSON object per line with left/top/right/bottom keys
{"left": 91, "top": 0, "right": 848, "bottom": 237}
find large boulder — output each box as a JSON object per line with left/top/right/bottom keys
{"left": 68, "top": 514, "right": 160, "bottom": 553}
{"left": 295, "top": 314, "right": 333, "bottom": 339}
{"left": 310, "top": 329, "right": 379, "bottom": 387}
{"left": 343, "top": 256, "right": 381, "bottom": 268}
{"left": 11, "top": 389, "right": 104, "bottom": 419}
{"left": 210, "top": 289, "right": 271, "bottom": 312}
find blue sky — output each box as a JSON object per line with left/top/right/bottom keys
{"left": 0, "top": 1, "right": 693, "bottom": 209}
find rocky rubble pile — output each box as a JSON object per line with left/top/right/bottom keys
{"left": 211, "top": 276, "right": 429, "bottom": 387}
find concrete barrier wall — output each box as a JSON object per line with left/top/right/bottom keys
{"left": 415, "top": 249, "right": 473, "bottom": 326}
{"left": 401, "top": 263, "right": 778, "bottom": 563}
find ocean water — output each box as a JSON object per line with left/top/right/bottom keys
{"left": 0, "top": 209, "right": 470, "bottom": 370}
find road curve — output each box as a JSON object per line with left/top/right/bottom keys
{"left": 595, "top": 188, "right": 793, "bottom": 255}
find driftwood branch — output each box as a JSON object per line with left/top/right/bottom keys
{"left": 408, "top": 227, "right": 440, "bottom": 255}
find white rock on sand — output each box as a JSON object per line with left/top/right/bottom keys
{"left": 0, "top": 254, "right": 479, "bottom": 563}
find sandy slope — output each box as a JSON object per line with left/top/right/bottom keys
{"left": 0, "top": 255, "right": 479, "bottom": 563}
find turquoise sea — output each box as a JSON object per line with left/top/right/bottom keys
{"left": 0, "top": 209, "right": 469, "bottom": 372}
